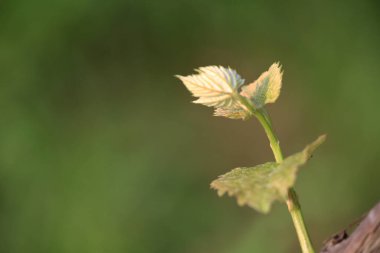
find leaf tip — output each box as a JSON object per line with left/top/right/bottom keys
{"left": 314, "top": 134, "right": 327, "bottom": 146}
{"left": 210, "top": 180, "right": 226, "bottom": 197}
{"left": 271, "top": 61, "right": 283, "bottom": 71}
{"left": 175, "top": 74, "right": 191, "bottom": 87}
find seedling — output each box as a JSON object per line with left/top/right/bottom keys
{"left": 176, "top": 63, "right": 326, "bottom": 253}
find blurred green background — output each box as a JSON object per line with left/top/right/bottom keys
{"left": 0, "top": 0, "right": 379, "bottom": 252}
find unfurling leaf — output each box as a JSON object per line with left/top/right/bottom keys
{"left": 176, "top": 66, "right": 245, "bottom": 108}
{"left": 241, "top": 63, "right": 283, "bottom": 108}
{"left": 214, "top": 105, "right": 251, "bottom": 120}
{"left": 210, "top": 135, "right": 326, "bottom": 213}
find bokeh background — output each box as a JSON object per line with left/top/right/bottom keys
{"left": 1, "top": 0, "right": 379, "bottom": 252}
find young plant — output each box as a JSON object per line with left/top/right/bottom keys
{"left": 176, "top": 63, "right": 326, "bottom": 253}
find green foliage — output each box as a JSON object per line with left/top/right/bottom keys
{"left": 1, "top": 1, "right": 379, "bottom": 252}
{"left": 210, "top": 135, "right": 326, "bottom": 213}
{"left": 178, "top": 62, "right": 326, "bottom": 253}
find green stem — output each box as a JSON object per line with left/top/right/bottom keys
{"left": 256, "top": 110, "right": 315, "bottom": 253}
{"left": 287, "top": 188, "right": 315, "bottom": 253}
{"left": 237, "top": 95, "right": 315, "bottom": 253}
{"left": 255, "top": 111, "right": 283, "bottom": 162}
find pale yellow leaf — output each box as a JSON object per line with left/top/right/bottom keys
{"left": 176, "top": 66, "right": 244, "bottom": 108}
{"left": 241, "top": 63, "right": 283, "bottom": 108}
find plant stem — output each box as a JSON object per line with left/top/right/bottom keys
{"left": 287, "top": 188, "right": 315, "bottom": 253}
{"left": 255, "top": 109, "right": 315, "bottom": 253}
{"left": 255, "top": 111, "right": 283, "bottom": 162}
{"left": 236, "top": 96, "right": 315, "bottom": 252}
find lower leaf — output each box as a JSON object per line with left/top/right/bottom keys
{"left": 210, "top": 135, "right": 326, "bottom": 213}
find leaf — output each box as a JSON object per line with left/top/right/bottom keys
{"left": 214, "top": 105, "right": 252, "bottom": 120}
{"left": 210, "top": 135, "right": 326, "bottom": 213}
{"left": 241, "top": 62, "right": 283, "bottom": 108}
{"left": 176, "top": 66, "right": 245, "bottom": 108}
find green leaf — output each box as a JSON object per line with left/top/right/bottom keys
{"left": 241, "top": 63, "right": 283, "bottom": 108}
{"left": 176, "top": 66, "right": 245, "bottom": 108}
{"left": 210, "top": 135, "right": 326, "bottom": 213}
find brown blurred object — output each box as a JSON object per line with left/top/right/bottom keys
{"left": 321, "top": 202, "right": 380, "bottom": 253}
